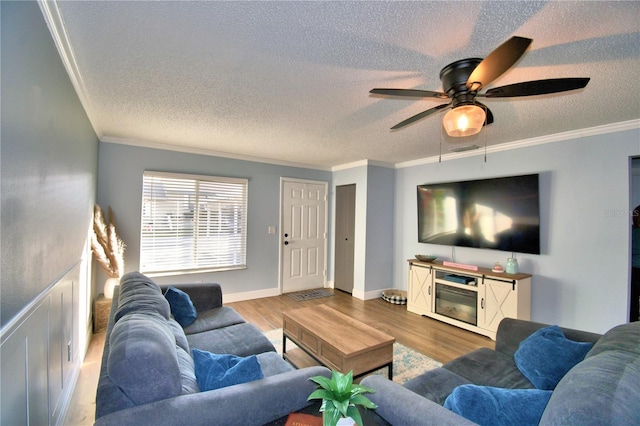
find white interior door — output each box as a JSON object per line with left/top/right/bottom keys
{"left": 281, "top": 179, "right": 328, "bottom": 293}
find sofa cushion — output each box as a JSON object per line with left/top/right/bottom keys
{"left": 585, "top": 322, "right": 640, "bottom": 358}
{"left": 167, "top": 318, "right": 190, "bottom": 352}
{"left": 120, "top": 271, "right": 163, "bottom": 294}
{"left": 165, "top": 286, "right": 198, "bottom": 327}
{"left": 256, "top": 351, "right": 296, "bottom": 377}
{"left": 186, "top": 323, "right": 276, "bottom": 357}
{"left": 539, "top": 351, "right": 640, "bottom": 425}
{"left": 115, "top": 273, "right": 170, "bottom": 322}
{"left": 176, "top": 346, "right": 200, "bottom": 394}
{"left": 107, "top": 312, "right": 182, "bottom": 406}
{"left": 182, "top": 306, "right": 245, "bottom": 335}
{"left": 445, "top": 348, "right": 534, "bottom": 390}
{"left": 514, "top": 325, "right": 593, "bottom": 390}
{"left": 444, "top": 385, "right": 552, "bottom": 426}
{"left": 403, "top": 367, "right": 471, "bottom": 405}
{"left": 192, "top": 348, "right": 264, "bottom": 391}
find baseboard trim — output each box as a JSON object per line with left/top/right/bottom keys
{"left": 352, "top": 288, "right": 385, "bottom": 301}
{"left": 223, "top": 287, "right": 281, "bottom": 303}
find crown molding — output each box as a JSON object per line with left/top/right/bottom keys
{"left": 37, "top": 0, "right": 102, "bottom": 139}
{"left": 100, "top": 135, "right": 332, "bottom": 171}
{"left": 395, "top": 119, "right": 640, "bottom": 169}
{"left": 331, "top": 159, "right": 395, "bottom": 172}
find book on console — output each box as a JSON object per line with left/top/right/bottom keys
{"left": 285, "top": 412, "right": 322, "bottom": 426}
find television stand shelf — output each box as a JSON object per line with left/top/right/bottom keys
{"left": 407, "top": 259, "right": 532, "bottom": 340}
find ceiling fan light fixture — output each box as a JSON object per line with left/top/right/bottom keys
{"left": 443, "top": 105, "right": 486, "bottom": 137}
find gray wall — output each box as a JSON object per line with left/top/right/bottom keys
{"left": 1, "top": 2, "right": 98, "bottom": 424}
{"left": 364, "top": 165, "right": 395, "bottom": 293}
{"left": 394, "top": 129, "right": 640, "bottom": 334}
{"left": 97, "top": 142, "right": 331, "bottom": 295}
{"left": 1, "top": 0, "right": 98, "bottom": 327}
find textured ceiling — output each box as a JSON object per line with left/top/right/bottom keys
{"left": 49, "top": 1, "right": 640, "bottom": 169}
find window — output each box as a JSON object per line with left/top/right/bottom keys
{"left": 140, "top": 171, "right": 248, "bottom": 276}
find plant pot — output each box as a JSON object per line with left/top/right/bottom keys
{"left": 323, "top": 413, "right": 356, "bottom": 426}
{"left": 104, "top": 277, "right": 120, "bottom": 299}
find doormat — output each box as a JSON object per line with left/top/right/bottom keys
{"left": 264, "top": 329, "right": 441, "bottom": 384}
{"left": 286, "top": 288, "right": 333, "bottom": 301}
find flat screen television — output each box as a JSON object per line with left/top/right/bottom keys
{"left": 417, "top": 174, "right": 540, "bottom": 254}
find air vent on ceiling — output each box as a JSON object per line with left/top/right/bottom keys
{"left": 450, "top": 145, "right": 480, "bottom": 153}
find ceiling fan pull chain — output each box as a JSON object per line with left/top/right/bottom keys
{"left": 483, "top": 103, "right": 488, "bottom": 163}
{"left": 439, "top": 123, "right": 443, "bottom": 163}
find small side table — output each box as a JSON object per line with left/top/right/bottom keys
{"left": 93, "top": 294, "right": 111, "bottom": 333}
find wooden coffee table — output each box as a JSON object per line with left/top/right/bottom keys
{"left": 282, "top": 305, "right": 395, "bottom": 379}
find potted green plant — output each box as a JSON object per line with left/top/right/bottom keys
{"left": 308, "top": 370, "right": 378, "bottom": 426}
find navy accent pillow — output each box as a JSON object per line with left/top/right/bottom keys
{"left": 444, "top": 385, "right": 552, "bottom": 426}
{"left": 164, "top": 286, "right": 197, "bottom": 327}
{"left": 191, "top": 349, "right": 264, "bottom": 391}
{"left": 514, "top": 325, "right": 593, "bottom": 390}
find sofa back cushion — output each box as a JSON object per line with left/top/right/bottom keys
{"left": 540, "top": 351, "right": 640, "bottom": 425}
{"left": 107, "top": 311, "right": 183, "bottom": 407}
{"left": 114, "top": 272, "right": 170, "bottom": 322}
{"left": 540, "top": 322, "right": 640, "bottom": 425}
{"left": 585, "top": 322, "right": 640, "bottom": 358}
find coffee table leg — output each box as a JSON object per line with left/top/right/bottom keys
{"left": 282, "top": 332, "right": 287, "bottom": 357}
{"left": 388, "top": 362, "right": 393, "bottom": 380}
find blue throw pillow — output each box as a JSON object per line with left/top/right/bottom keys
{"left": 444, "top": 385, "right": 552, "bottom": 426}
{"left": 191, "top": 349, "right": 264, "bottom": 391}
{"left": 514, "top": 325, "right": 593, "bottom": 390}
{"left": 164, "top": 286, "right": 197, "bottom": 327}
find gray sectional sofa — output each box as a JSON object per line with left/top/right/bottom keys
{"left": 362, "top": 318, "right": 640, "bottom": 425}
{"left": 94, "top": 272, "right": 330, "bottom": 426}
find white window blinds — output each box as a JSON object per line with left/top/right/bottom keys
{"left": 140, "top": 171, "right": 248, "bottom": 275}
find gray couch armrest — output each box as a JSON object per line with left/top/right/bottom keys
{"left": 161, "top": 283, "right": 223, "bottom": 312}
{"left": 360, "top": 375, "right": 477, "bottom": 426}
{"left": 94, "top": 366, "right": 330, "bottom": 426}
{"left": 495, "top": 318, "right": 603, "bottom": 357}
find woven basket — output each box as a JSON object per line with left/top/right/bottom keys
{"left": 381, "top": 290, "right": 407, "bottom": 305}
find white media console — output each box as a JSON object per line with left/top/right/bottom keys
{"left": 407, "top": 259, "right": 532, "bottom": 340}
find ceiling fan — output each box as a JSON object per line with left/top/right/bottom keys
{"left": 370, "top": 36, "right": 590, "bottom": 137}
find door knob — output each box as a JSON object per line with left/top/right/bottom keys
{"left": 284, "top": 241, "right": 289, "bottom": 245}
{"left": 284, "top": 233, "right": 289, "bottom": 237}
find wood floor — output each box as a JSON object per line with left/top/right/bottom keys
{"left": 64, "top": 288, "right": 494, "bottom": 424}
{"left": 228, "top": 289, "right": 494, "bottom": 364}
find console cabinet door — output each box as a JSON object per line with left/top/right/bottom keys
{"left": 478, "top": 277, "right": 517, "bottom": 332}
{"left": 407, "top": 264, "right": 433, "bottom": 316}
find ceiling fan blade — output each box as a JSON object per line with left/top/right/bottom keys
{"left": 481, "top": 78, "right": 590, "bottom": 98}
{"left": 466, "top": 36, "right": 532, "bottom": 91}
{"left": 475, "top": 102, "right": 494, "bottom": 125}
{"left": 370, "top": 88, "right": 448, "bottom": 99}
{"left": 390, "top": 103, "right": 451, "bottom": 130}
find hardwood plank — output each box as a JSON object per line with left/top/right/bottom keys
{"left": 228, "top": 289, "right": 494, "bottom": 364}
